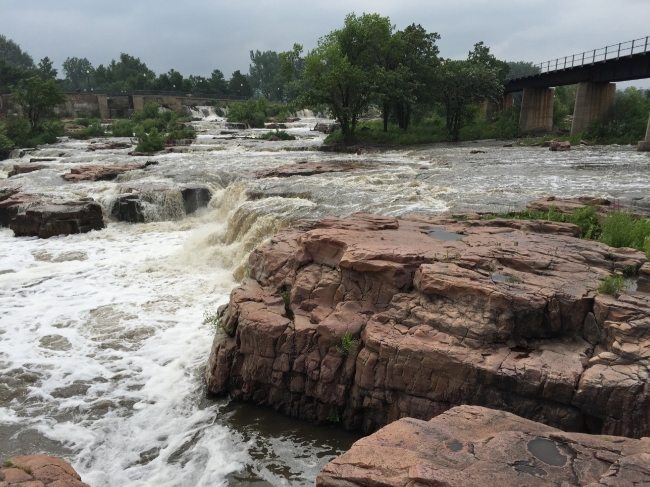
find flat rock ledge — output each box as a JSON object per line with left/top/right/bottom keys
{"left": 253, "top": 162, "right": 361, "bottom": 179}
{"left": 317, "top": 405, "right": 650, "bottom": 487}
{"left": 62, "top": 162, "right": 154, "bottom": 182}
{"left": 205, "top": 212, "right": 650, "bottom": 437}
{"left": 1, "top": 454, "right": 90, "bottom": 487}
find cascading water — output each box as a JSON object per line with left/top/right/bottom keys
{"left": 1, "top": 114, "right": 650, "bottom": 486}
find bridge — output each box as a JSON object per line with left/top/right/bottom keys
{"left": 495, "top": 36, "right": 650, "bottom": 150}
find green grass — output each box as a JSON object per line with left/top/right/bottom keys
{"left": 336, "top": 331, "right": 358, "bottom": 355}
{"left": 600, "top": 210, "right": 650, "bottom": 250}
{"left": 596, "top": 275, "right": 627, "bottom": 295}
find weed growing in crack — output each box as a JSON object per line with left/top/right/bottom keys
{"left": 596, "top": 275, "right": 627, "bottom": 295}
{"left": 337, "top": 331, "right": 358, "bottom": 355}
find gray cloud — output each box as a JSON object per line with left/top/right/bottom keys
{"left": 1, "top": 0, "right": 649, "bottom": 87}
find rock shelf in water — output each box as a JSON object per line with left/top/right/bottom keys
{"left": 317, "top": 405, "right": 650, "bottom": 486}
{"left": 205, "top": 212, "right": 650, "bottom": 437}
{"left": 0, "top": 454, "right": 90, "bottom": 487}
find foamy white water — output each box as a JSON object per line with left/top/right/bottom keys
{"left": 1, "top": 110, "right": 649, "bottom": 485}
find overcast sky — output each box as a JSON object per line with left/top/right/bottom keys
{"left": 1, "top": 0, "right": 649, "bottom": 87}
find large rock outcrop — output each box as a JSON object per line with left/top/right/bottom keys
{"left": 1, "top": 454, "right": 90, "bottom": 487}
{"left": 10, "top": 199, "right": 105, "bottom": 238}
{"left": 205, "top": 213, "right": 650, "bottom": 437}
{"left": 317, "top": 405, "right": 650, "bottom": 487}
{"left": 62, "top": 162, "right": 155, "bottom": 182}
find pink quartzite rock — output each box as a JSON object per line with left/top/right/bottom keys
{"left": 7, "top": 164, "right": 49, "bottom": 178}
{"left": 62, "top": 163, "right": 150, "bottom": 181}
{"left": 317, "top": 405, "right": 650, "bottom": 487}
{"left": 0, "top": 454, "right": 90, "bottom": 487}
{"left": 205, "top": 212, "right": 650, "bottom": 436}
{"left": 10, "top": 200, "right": 105, "bottom": 238}
{"left": 550, "top": 139, "right": 571, "bottom": 151}
{"left": 253, "top": 162, "right": 361, "bottom": 179}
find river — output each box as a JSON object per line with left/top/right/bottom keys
{"left": 1, "top": 112, "right": 649, "bottom": 486}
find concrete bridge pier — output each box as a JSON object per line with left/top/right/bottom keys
{"left": 571, "top": 82, "right": 616, "bottom": 136}
{"left": 638, "top": 113, "right": 650, "bottom": 152}
{"left": 97, "top": 95, "right": 110, "bottom": 120}
{"left": 483, "top": 93, "right": 514, "bottom": 119}
{"left": 519, "top": 88, "right": 554, "bottom": 134}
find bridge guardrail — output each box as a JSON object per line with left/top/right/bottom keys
{"left": 509, "top": 35, "right": 649, "bottom": 80}
{"left": 64, "top": 89, "right": 249, "bottom": 100}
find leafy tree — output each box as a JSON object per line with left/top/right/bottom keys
{"left": 227, "top": 97, "right": 268, "bottom": 127}
{"left": 62, "top": 57, "right": 93, "bottom": 90}
{"left": 228, "top": 70, "right": 253, "bottom": 97}
{"left": 93, "top": 53, "right": 155, "bottom": 90}
{"left": 134, "top": 126, "right": 164, "bottom": 152}
{"left": 0, "top": 35, "right": 34, "bottom": 70}
{"left": 434, "top": 60, "right": 503, "bottom": 141}
{"left": 554, "top": 85, "right": 577, "bottom": 114}
{"left": 37, "top": 57, "right": 58, "bottom": 80}
{"left": 248, "top": 50, "right": 283, "bottom": 100}
{"left": 208, "top": 69, "right": 228, "bottom": 94}
{"left": 10, "top": 76, "right": 66, "bottom": 131}
{"left": 506, "top": 61, "right": 540, "bottom": 79}
{"left": 279, "top": 43, "right": 306, "bottom": 102}
{"left": 468, "top": 42, "right": 510, "bottom": 83}
{"left": 0, "top": 123, "right": 14, "bottom": 154}
{"left": 0, "top": 59, "right": 26, "bottom": 94}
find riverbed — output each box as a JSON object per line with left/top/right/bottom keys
{"left": 1, "top": 114, "right": 649, "bottom": 486}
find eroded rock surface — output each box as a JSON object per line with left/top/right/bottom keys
{"left": 254, "top": 162, "right": 361, "bottom": 179}
{"left": 10, "top": 199, "right": 105, "bottom": 238}
{"left": 7, "top": 164, "right": 49, "bottom": 177}
{"left": 1, "top": 454, "right": 90, "bottom": 487}
{"left": 205, "top": 213, "right": 649, "bottom": 436}
{"left": 317, "top": 405, "right": 650, "bottom": 487}
{"left": 62, "top": 162, "right": 153, "bottom": 181}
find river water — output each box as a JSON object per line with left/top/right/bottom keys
{"left": 1, "top": 112, "right": 649, "bottom": 486}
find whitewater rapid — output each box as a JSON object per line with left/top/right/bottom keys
{"left": 1, "top": 111, "right": 649, "bottom": 486}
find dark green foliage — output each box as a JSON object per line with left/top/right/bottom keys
{"left": 554, "top": 85, "right": 577, "bottom": 115}
{"left": 0, "top": 59, "right": 27, "bottom": 93}
{"left": 228, "top": 70, "right": 253, "bottom": 97}
{"left": 507, "top": 61, "right": 540, "bottom": 79}
{"left": 248, "top": 50, "right": 284, "bottom": 101}
{"left": 337, "top": 331, "right": 358, "bottom": 355}
{"left": 260, "top": 129, "right": 293, "bottom": 140}
{"left": 93, "top": 53, "right": 156, "bottom": 91}
{"left": 37, "top": 57, "right": 57, "bottom": 80}
{"left": 491, "top": 103, "right": 522, "bottom": 138}
{"left": 0, "top": 34, "right": 35, "bottom": 70}
{"left": 62, "top": 57, "right": 94, "bottom": 90}
{"left": 73, "top": 117, "right": 100, "bottom": 127}
{"left": 111, "top": 119, "right": 135, "bottom": 137}
{"left": 134, "top": 127, "right": 164, "bottom": 152}
{"left": 0, "top": 123, "right": 14, "bottom": 154}
{"left": 584, "top": 87, "right": 650, "bottom": 144}
{"left": 4, "top": 117, "right": 31, "bottom": 146}
{"left": 10, "top": 76, "right": 66, "bottom": 131}
{"left": 166, "top": 127, "right": 196, "bottom": 143}
{"left": 227, "top": 98, "right": 268, "bottom": 127}
{"left": 596, "top": 275, "right": 627, "bottom": 295}
{"left": 69, "top": 123, "right": 105, "bottom": 139}
{"left": 599, "top": 210, "right": 650, "bottom": 250}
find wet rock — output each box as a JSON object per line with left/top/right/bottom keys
{"left": 8, "top": 149, "right": 26, "bottom": 159}
{"left": 550, "top": 139, "right": 571, "bottom": 151}
{"left": 10, "top": 200, "right": 105, "bottom": 238}
{"left": 317, "top": 405, "right": 650, "bottom": 487}
{"left": 180, "top": 184, "right": 212, "bottom": 215}
{"left": 0, "top": 187, "right": 38, "bottom": 227}
{"left": 314, "top": 122, "right": 340, "bottom": 134}
{"left": 8, "top": 164, "right": 49, "bottom": 177}
{"left": 1, "top": 454, "right": 90, "bottom": 486}
{"left": 253, "top": 162, "right": 361, "bottom": 179}
{"left": 470, "top": 149, "right": 487, "bottom": 154}
{"left": 267, "top": 135, "right": 280, "bottom": 141}
{"left": 62, "top": 162, "right": 153, "bottom": 182}
{"left": 266, "top": 123, "right": 287, "bottom": 129}
{"left": 111, "top": 194, "right": 145, "bottom": 223}
{"left": 526, "top": 195, "right": 611, "bottom": 214}
{"left": 86, "top": 142, "right": 131, "bottom": 151}
{"left": 205, "top": 212, "right": 650, "bottom": 436}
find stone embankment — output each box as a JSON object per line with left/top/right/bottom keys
{"left": 1, "top": 455, "right": 90, "bottom": 487}
{"left": 205, "top": 212, "right": 650, "bottom": 437}
{"left": 317, "top": 405, "right": 650, "bottom": 486}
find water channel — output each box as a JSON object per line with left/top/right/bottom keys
{"left": 1, "top": 112, "right": 649, "bottom": 486}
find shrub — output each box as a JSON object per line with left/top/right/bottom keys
{"left": 599, "top": 210, "right": 650, "bottom": 250}
{"left": 69, "top": 122, "right": 105, "bottom": 139}
{"left": 134, "top": 126, "right": 164, "bottom": 152}
{"left": 596, "top": 275, "right": 627, "bottom": 295}
{"left": 166, "top": 127, "right": 196, "bottom": 143}
{"left": 111, "top": 119, "right": 134, "bottom": 137}
{"left": 5, "top": 117, "right": 31, "bottom": 146}
{"left": 260, "top": 129, "right": 293, "bottom": 140}
{"left": 0, "top": 124, "right": 14, "bottom": 153}
{"left": 644, "top": 236, "right": 650, "bottom": 260}
{"left": 74, "top": 117, "right": 100, "bottom": 127}
{"left": 336, "top": 331, "right": 358, "bottom": 355}
{"left": 227, "top": 98, "right": 267, "bottom": 128}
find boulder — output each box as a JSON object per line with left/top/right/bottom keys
{"left": 8, "top": 164, "right": 48, "bottom": 177}
{"left": 1, "top": 454, "right": 90, "bottom": 486}
{"left": 62, "top": 162, "right": 153, "bottom": 182}
{"left": 205, "top": 212, "right": 649, "bottom": 437}
{"left": 550, "top": 139, "right": 571, "bottom": 151}
{"left": 266, "top": 123, "right": 287, "bottom": 130}
{"left": 86, "top": 142, "right": 131, "bottom": 151}
{"left": 317, "top": 405, "right": 650, "bottom": 487}
{"left": 10, "top": 199, "right": 105, "bottom": 238}
{"left": 0, "top": 187, "right": 38, "bottom": 227}
{"left": 253, "top": 162, "right": 361, "bottom": 179}
{"left": 180, "top": 184, "right": 212, "bottom": 215}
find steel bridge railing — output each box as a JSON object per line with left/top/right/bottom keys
{"left": 534, "top": 36, "right": 649, "bottom": 76}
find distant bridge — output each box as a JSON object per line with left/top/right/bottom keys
{"left": 494, "top": 36, "right": 650, "bottom": 149}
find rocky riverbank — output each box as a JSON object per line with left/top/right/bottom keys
{"left": 205, "top": 211, "right": 649, "bottom": 437}
{"left": 1, "top": 455, "right": 90, "bottom": 487}
{"left": 317, "top": 405, "right": 650, "bottom": 486}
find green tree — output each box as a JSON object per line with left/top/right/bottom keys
{"left": 0, "top": 59, "right": 26, "bottom": 94}
{"left": 37, "top": 57, "right": 58, "bottom": 80}
{"left": 10, "top": 76, "right": 66, "bottom": 131}
{"left": 228, "top": 70, "right": 253, "bottom": 97}
{"left": 208, "top": 69, "right": 228, "bottom": 94}
{"left": 434, "top": 60, "right": 503, "bottom": 141}
{"left": 93, "top": 53, "right": 155, "bottom": 90}
{"left": 0, "top": 35, "right": 34, "bottom": 70}
{"left": 507, "top": 61, "right": 540, "bottom": 79}
{"left": 468, "top": 42, "right": 510, "bottom": 83}
{"left": 62, "top": 57, "right": 93, "bottom": 90}
{"left": 279, "top": 43, "right": 306, "bottom": 102}
{"left": 248, "top": 50, "right": 284, "bottom": 100}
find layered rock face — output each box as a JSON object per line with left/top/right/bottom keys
{"left": 10, "top": 200, "right": 105, "bottom": 238}
{"left": 317, "top": 405, "right": 650, "bottom": 487}
{"left": 62, "top": 162, "right": 154, "bottom": 182}
{"left": 205, "top": 213, "right": 650, "bottom": 437}
{"left": 1, "top": 455, "right": 90, "bottom": 487}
